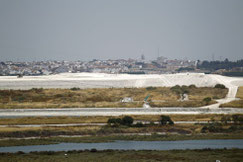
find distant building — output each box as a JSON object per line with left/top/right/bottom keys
{"left": 53, "top": 66, "right": 69, "bottom": 73}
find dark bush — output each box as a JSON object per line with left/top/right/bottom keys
{"left": 160, "top": 115, "right": 174, "bottom": 125}
{"left": 107, "top": 118, "right": 116, "bottom": 124}
{"left": 203, "top": 97, "right": 212, "bottom": 104}
{"left": 149, "top": 121, "right": 155, "bottom": 125}
{"left": 214, "top": 84, "right": 226, "bottom": 89}
{"left": 122, "top": 116, "right": 134, "bottom": 126}
{"left": 16, "top": 151, "right": 25, "bottom": 154}
{"left": 134, "top": 122, "right": 144, "bottom": 127}
{"left": 107, "top": 118, "right": 122, "bottom": 126}
{"left": 70, "top": 87, "right": 80, "bottom": 91}
{"left": 90, "top": 148, "right": 97, "bottom": 152}
{"left": 115, "top": 118, "right": 122, "bottom": 124}
{"left": 146, "top": 86, "right": 157, "bottom": 90}
{"left": 107, "top": 116, "right": 134, "bottom": 127}
{"left": 201, "top": 126, "right": 208, "bottom": 133}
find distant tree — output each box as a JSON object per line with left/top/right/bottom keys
{"left": 197, "top": 59, "right": 243, "bottom": 71}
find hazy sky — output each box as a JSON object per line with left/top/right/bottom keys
{"left": 0, "top": 0, "right": 243, "bottom": 61}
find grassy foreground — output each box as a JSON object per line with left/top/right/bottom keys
{"left": 221, "top": 86, "right": 243, "bottom": 108}
{"left": 0, "top": 87, "right": 227, "bottom": 108}
{"left": 0, "top": 149, "right": 242, "bottom": 162}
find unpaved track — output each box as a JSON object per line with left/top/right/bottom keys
{"left": 0, "top": 107, "right": 243, "bottom": 117}
{"left": 202, "top": 75, "right": 240, "bottom": 108}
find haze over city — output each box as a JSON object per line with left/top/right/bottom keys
{"left": 0, "top": 0, "right": 243, "bottom": 61}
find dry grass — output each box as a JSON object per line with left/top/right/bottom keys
{"left": 131, "top": 114, "right": 232, "bottom": 122}
{"left": 150, "top": 100, "right": 217, "bottom": 107}
{"left": 0, "top": 114, "right": 234, "bottom": 125}
{"left": 0, "top": 87, "right": 228, "bottom": 108}
{"left": 0, "top": 125, "right": 100, "bottom": 133}
{"left": 236, "top": 86, "right": 243, "bottom": 99}
{"left": 0, "top": 116, "right": 109, "bottom": 125}
{"left": 220, "top": 86, "right": 243, "bottom": 108}
{"left": 0, "top": 124, "right": 198, "bottom": 136}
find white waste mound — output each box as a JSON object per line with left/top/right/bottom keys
{"left": 0, "top": 72, "right": 243, "bottom": 90}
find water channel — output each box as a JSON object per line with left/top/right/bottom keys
{"left": 0, "top": 139, "right": 243, "bottom": 153}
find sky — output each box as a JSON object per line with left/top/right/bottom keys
{"left": 0, "top": 0, "right": 243, "bottom": 61}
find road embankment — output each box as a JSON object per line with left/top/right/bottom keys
{"left": 0, "top": 107, "right": 242, "bottom": 117}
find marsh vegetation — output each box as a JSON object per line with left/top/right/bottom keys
{"left": 0, "top": 86, "right": 227, "bottom": 108}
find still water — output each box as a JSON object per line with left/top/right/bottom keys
{"left": 0, "top": 139, "right": 243, "bottom": 153}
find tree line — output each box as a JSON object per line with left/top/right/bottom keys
{"left": 197, "top": 59, "right": 243, "bottom": 71}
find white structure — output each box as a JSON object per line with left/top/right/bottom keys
{"left": 143, "top": 103, "right": 151, "bottom": 108}
{"left": 180, "top": 93, "right": 189, "bottom": 101}
{"left": 121, "top": 97, "right": 133, "bottom": 103}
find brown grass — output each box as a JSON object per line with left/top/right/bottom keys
{"left": 220, "top": 86, "right": 243, "bottom": 108}
{"left": 236, "top": 86, "right": 243, "bottom": 99}
{"left": 0, "top": 114, "right": 235, "bottom": 125}
{"left": 0, "top": 87, "right": 227, "bottom": 108}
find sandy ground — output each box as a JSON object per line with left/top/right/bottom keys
{"left": 1, "top": 72, "right": 242, "bottom": 89}
{"left": 0, "top": 73, "right": 242, "bottom": 89}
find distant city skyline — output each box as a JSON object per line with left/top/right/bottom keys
{"left": 0, "top": 0, "right": 243, "bottom": 61}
